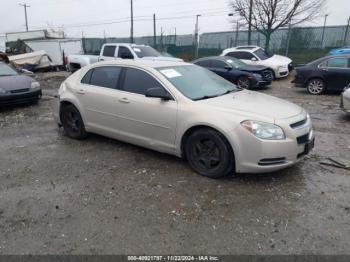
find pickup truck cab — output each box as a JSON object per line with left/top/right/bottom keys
{"left": 67, "top": 43, "right": 182, "bottom": 72}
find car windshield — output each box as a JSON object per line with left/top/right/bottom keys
{"left": 0, "top": 63, "right": 18, "bottom": 76}
{"left": 225, "top": 58, "right": 246, "bottom": 68}
{"left": 157, "top": 65, "right": 240, "bottom": 101}
{"left": 132, "top": 46, "right": 161, "bottom": 58}
{"left": 253, "top": 48, "right": 272, "bottom": 60}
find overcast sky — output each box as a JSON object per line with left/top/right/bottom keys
{"left": 1, "top": 0, "right": 349, "bottom": 38}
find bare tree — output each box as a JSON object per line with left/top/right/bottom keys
{"left": 230, "top": 0, "right": 325, "bottom": 50}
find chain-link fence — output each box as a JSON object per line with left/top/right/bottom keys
{"left": 82, "top": 25, "right": 349, "bottom": 63}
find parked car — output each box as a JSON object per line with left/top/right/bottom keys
{"left": 67, "top": 43, "right": 183, "bottom": 72}
{"left": 192, "top": 56, "right": 272, "bottom": 89}
{"left": 341, "top": 84, "right": 350, "bottom": 113}
{"left": 329, "top": 47, "right": 350, "bottom": 56}
{"left": 293, "top": 55, "right": 350, "bottom": 95}
{"left": 220, "top": 46, "right": 293, "bottom": 79}
{"left": 0, "top": 62, "right": 41, "bottom": 106}
{"left": 54, "top": 60, "right": 314, "bottom": 178}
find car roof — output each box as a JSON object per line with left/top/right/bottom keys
{"left": 103, "top": 43, "right": 148, "bottom": 47}
{"left": 193, "top": 56, "right": 238, "bottom": 62}
{"left": 91, "top": 59, "right": 190, "bottom": 69}
{"left": 223, "top": 46, "right": 261, "bottom": 53}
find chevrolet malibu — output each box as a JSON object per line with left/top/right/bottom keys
{"left": 54, "top": 60, "right": 314, "bottom": 178}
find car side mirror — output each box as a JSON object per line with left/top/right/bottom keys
{"left": 251, "top": 57, "right": 258, "bottom": 62}
{"left": 224, "top": 65, "right": 232, "bottom": 71}
{"left": 145, "top": 87, "right": 173, "bottom": 101}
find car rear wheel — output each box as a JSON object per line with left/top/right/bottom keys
{"left": 237, "top": 76, "right": 251, "bottom": 89}
{"left": 60, "top": 104, "right": 87, "bottom": 139}
{"left": 184, "top": 128, "right": 235, "bottom": 178}
{"left": 307, "top": 78, "right": 325, "bottom": 95}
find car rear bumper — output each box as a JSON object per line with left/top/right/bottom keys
{"left": 0, "top": 89, "right": 42, "bottom": 106}
{"left": 340, "top": 92, "right": 350, "bottom": 112}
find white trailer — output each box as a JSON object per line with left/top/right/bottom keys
{"left": 24, "top": 39, "right": 84, "bottom": 67}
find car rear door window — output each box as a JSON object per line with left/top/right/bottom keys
{"left": 227, "top": 51, "right": 254, "bottom": 60}
{"left": 123, "top": 68, "right": 161, "bottom": 95}
{"left": 195, "top": 60, "right": 212, "bottom": 67}
{"left": 89, "top": 67, "right": 122, "bottom": 89}
{"left": 211, "top": 60, "right": 227, "bottom": 69}
{"left": 118, "top": 46, "right": 134, "bottom": 59}
{"left": 102, "top": 46, "right": 116, "bottom": 57}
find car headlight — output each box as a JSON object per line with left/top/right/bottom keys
{"left": 0, "top": 87, "right": 8, "bottom": 94}
{"left": 241, "top": 120, "right": 285, "bottom": 140}
{"left": 31, "top": 81, "right": 40, "bottom": 89}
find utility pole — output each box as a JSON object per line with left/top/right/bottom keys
{"left": 130, "top": 0, "right": 134, "bottom": 43}
{"left": 344, "top": 16, "right": 350, "bottom": 46}
{"left": 321, "top": 14, "right": 329, "bottom": 49}
{"left": 19, "top": 3, "right": 30, "bottom": 31}
{"left": 194, "top": 14, "right": 201, "bottom": 59}
{"left": 248, "top": 0, "right": 253, "bottom": 45}
{"left": 153, "top": 14, "right": 157, "bottom": 48}
{"left": 235, "top": 21, "right": 240, "bottom": 46}
{"left": 285, "top": 22, "right": 292, "bottom": 56}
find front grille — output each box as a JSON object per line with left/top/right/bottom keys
{"left": 290, "top": 118, "right": 307, "bottom": 129}
{"left": 297, "top": 133, "right": 309, "bottom": 145}
{"left": 10, "top": 88, "right": 29, "bottom": 94}
{"left": 258, "top": 158, "right": 287, "bottom": 166}
{"left": 261, "top": 70, "right": 273, "bottom": 81}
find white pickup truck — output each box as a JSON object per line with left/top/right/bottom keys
{"left": 67, "top": 43, "right": 182, "bottom": 72}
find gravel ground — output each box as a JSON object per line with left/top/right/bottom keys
{"left": 0, "top": 71, "right": 349, "bottom": 255}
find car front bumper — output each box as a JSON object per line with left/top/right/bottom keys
{"left": 0, "top": 88, "right": 42, "bottom": 106}
{"left": 231, "top": 114, "right": 314, "bottom": 174}
{"left": 340, "top": 92, "right": 350, "bottom": 113}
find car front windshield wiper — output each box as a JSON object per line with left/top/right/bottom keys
{"left": 193, "top": 89, "right": 237, "bottom": 101}
{"left": 0, "top": 74, "right": 17, "bottom": 76}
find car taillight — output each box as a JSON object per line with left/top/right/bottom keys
{"left": 64, "top": 56, "right": 68, "bottom": 65}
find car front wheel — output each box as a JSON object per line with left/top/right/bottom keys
{"left": 184, "top": 128, "right": 235, "bottom": 178}
{"left": 307, "top": 78, "right": 325, "bottom": 95}
{"left": 60, "top": 104, "right": 87, "bottom": 139}
{"left": 237, "top": 76, "right": 251, "bottom": 89}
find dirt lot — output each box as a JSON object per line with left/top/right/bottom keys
{"left": 0, "top": 71, "right": 350, "bottom": 255}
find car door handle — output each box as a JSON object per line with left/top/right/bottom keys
{"left": 322, "top": 68, "right": 328, "bottom": 72}
{"left": 118, "top": 97, "right": 130, "bottom": 104}
{"left": 76, "top": 89, "right": 85, "bottom": 95}
{"left": 100, "top": 58, "right": 104, "bottom": 61}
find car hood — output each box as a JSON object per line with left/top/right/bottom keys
{"left": 239, "top": 64, "right": 269, "bottom": 72}
{"left": 142, "top": 56, "right": 184, "bottom": 62}
{"left": 0, "top": 75, "right": 34, "bottom": 91}
{"left": 264, "top": 55, "right": 292, "bottom": 65}
{"left": 198, "top": 90, "right": 303, "bottom": 120}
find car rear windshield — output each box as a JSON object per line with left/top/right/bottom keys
{"left": 253, "top": 48, "right": 272, "bottom": 60}
{"left": 157, "top": 65, "right": 239, "bottom": 101}
{"left": 0, "top": 63, "right": 18, "bottom": 76}
{"left": 132, "top": 46, "right": 161, "bottom": 58}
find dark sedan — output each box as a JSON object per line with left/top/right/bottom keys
{"left": 0, "top": 62, "right": 42, "bottom": 106}
{"left": 293, "top": 55, "right": 350, "bottom": 95}
{"left": 192, "top": 56, "right": 272, "bottom": 89}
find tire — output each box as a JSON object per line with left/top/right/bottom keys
{"left": 237, "top": 76, "right": 252, "bottom": 89}
{"left": 60, "top": 104, "right": 87, "bottom": 139}
{"left": 267, "top": 69, "right": 275, "bottom": 81}
{"left": 184, "top": 128, "right": 235, "bottom": 178}
{"left": 307, "top": 78, "right": 325, "bottom": 95}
